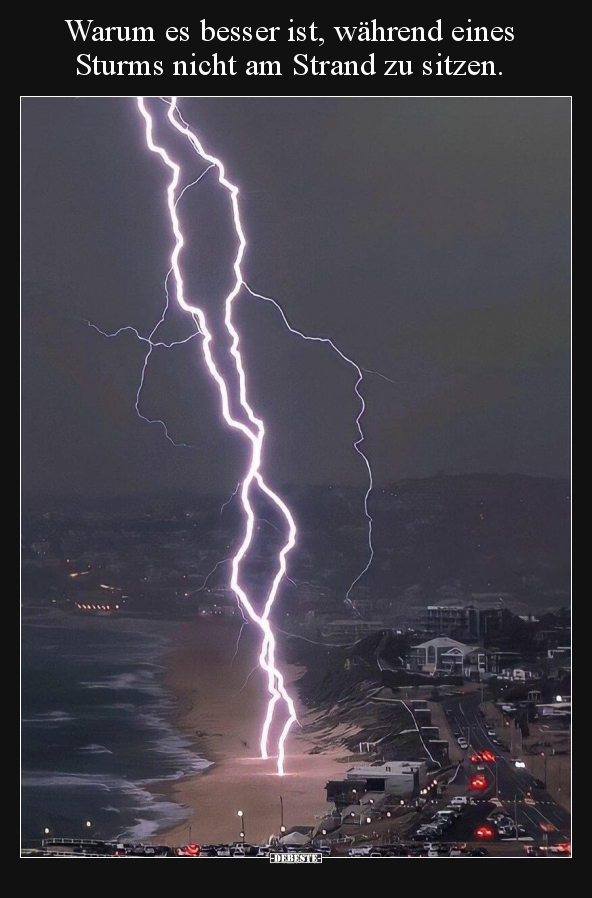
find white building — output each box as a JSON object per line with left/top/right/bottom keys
{"left": 410, "top": 636, "right": 490, "bottom": 676}
{"left": 345, "top": 761, "right": 428, "bottom": 797}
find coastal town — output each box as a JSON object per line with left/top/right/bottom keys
{"left": 22, "top": 476, "right": 570, "bottom": 857}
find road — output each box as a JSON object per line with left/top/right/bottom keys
{"left": 442, "top": 692, "right": 571, "bottom": 844}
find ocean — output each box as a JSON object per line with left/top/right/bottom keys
{"left": 21, "top": 611, "right": 210, "bottom": 845}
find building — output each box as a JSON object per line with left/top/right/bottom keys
{"left": 410, "top": 636, "right": 490, "bottom": 676}
{"left": 322, "top": 620, "right": 387, "bottom": 642}
{"left": 499, "top": 663, "right": 542, "bottom": 681}
{"left": 411, "top": 603, "right": 513, "bottom": 641}
{"left": 346, "top": 761, "right": 428, "bottom": 797}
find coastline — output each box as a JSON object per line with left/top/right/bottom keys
{"left": 156, "top": 618, "right": 346, "bottom": 845}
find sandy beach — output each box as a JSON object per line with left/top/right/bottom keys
{"left": 157, "top": 618, "right": 346, "bottom": 846}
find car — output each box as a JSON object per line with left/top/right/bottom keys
{"left": 450, "top": 796, "right": 470, "bottom": 806}
{"left": 487, "top": 729, "right": 496, "bottom": 736}
{"left": 349, "top": 846, "right": 372, "bottom": 856}
{"left": 430, "top": 820, "right": 451, "bottom": 831}
{"left": 514, "top": 759, "right": 526, "bottom": 768}
{"left": 458, "top": 740, "right": 468, "bottom": 749}
{"left": 215, "top": 846, "right": 231, "bottom": 856}
{"left": 498, "top": 824, "right": 526, "bottom": 837}
{"left": 434, "top": 814, "right": 457, "bottom": 825}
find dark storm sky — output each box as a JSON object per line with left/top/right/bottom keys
{"left": 21, "top": 97, "right": 570, "bottom": 497}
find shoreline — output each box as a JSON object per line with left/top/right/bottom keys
{"left": 155, "top": 618, "right": 346, "bottom": 846}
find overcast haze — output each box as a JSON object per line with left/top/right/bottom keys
{"left": 21, "top": 97, "right": 570, "bottom": 497}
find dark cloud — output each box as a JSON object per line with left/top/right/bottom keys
{"left": 21, "top": 97, "right": 570, "bottom": 496}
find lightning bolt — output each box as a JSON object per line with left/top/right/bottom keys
{"left": 171, "top": 100, "right": 386, "bottom": 611}
{"left": 243, "top": 285, "right": 377, "bottom": 609}
{"left": 91, "top": 97, "right": 392, "bottom": 775}
{"left": 82, "top": 157, "right": 217, "bottom": 448}
{"left": 136, "top": 96, "right": 298, "bottom": 775}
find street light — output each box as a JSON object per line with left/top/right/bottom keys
{"left": 85, "top": 820, "right": 92, "bottom": 829}
{"left": 43, "top": 827, "right": 50, "bottom": 836}
{"left": 237, "top": 810, "right": 245, "bottom": 844}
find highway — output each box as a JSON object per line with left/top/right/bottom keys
{"left": 443, "top": 692, "right": 571, "bottom": 844}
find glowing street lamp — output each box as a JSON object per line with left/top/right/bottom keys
{"left": 237, "top": 810, "right": 245, "bottom": 843}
